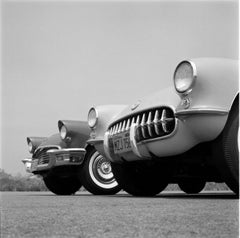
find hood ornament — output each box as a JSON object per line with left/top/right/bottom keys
{"left": 131, "top": 100, "right": 141, "bottom": 111}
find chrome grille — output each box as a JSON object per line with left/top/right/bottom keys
{"left": 108, "top": 107, "right": 175, "bottom": 142}
{"left": 33, "top": 146, "right": 58, "bottom": 165}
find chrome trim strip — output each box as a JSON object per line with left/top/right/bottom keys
{"left": 175, "top": 108, "right": 228, "bottom": 116}
{"left": 36, "top": 164, "right": 49, "bottom": 168}
{"left": 34, "top": 145, "right": 61, "bottom": 154}
{"left": 87, "top": 138, "right": 104, "bottom": 145}
{"left": 22, "top": 158, "right": 33, "bottom": 164}
{"left": 47, "top": 148, "right": 86, "bottom": 155}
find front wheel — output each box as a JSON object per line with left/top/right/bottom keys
{"left": 178, "top": 179, "right": 206, "bottom": 194}
{"left": 111, "top": 162, "right": 168, "bottom": 197}
{"left": 78, "top": 147, "right": 121, "bottom": 195}
{"left": 214, "top": 99, "right": 239, "bottom": 194}
{"left": 43, "top": 175, "right": 81, "bottom": 195}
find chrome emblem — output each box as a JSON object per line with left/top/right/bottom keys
{"left": 131, "top": 100, "right": 141, "bottom": 111}
{"left": 181, "top": 97, "right": 191, "bottom": 109}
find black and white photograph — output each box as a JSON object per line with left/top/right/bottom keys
{"left": 1, "top": 0, "right": 239, "bottom": 237}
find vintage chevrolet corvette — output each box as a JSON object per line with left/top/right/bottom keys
{"left": 88, "top": 58, "right": 239, "bottom": 196}
{"left": 22, "top": 120, "right": 120, "bottom": 195}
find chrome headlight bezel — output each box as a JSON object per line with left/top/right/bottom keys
{"left": 173, "top": 60, "right": 197, "bottom": 94}
{"left": 88, "top": 107, "right": 98, "bottom": 128}
{"left": 60, "top": 125, "right": 67, "bottom": 140}
{"left": 28, "top": 141, "right": 34, "bottom": 153}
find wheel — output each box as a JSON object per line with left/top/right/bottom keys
{"left": 78, "top": 147, "right": 121, "bottom": 195}
{"left": 178, "top": 179, "right": 206, "bottom": 194}
{"left": 111, "top": 162, "right": 168, "bottom": 197}
{"left": 214, "top": 99, "right": 239, "bottom": 194}
{"left": 43, "top": 175, "right": 81, "bottom": 195}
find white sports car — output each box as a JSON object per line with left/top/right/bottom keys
{"left": 88, "top": 58, "right": 238, "bottom": 196}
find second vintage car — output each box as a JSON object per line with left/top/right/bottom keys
{"left": 88, "top": 58, "right": 239, "bottom": 196}
{"left": 22, "top": 120, "right": 121, "bottom": 195}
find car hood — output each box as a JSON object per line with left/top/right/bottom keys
{"left": 109, "top": 87, "right": 179, "bottom": 125}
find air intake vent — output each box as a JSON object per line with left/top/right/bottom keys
{"left": 33, "top": 146, "right": 59, "bottom": 165}
{"left": 108, "top": 107, "right": 175, "bottom": 142}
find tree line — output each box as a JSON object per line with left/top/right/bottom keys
{"left": 0, "top": 169, "right": 48, "bottom": 191}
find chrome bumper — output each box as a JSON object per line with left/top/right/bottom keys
{"left": 22, "top": 158, "right": 33, "bottom": 173}
{"left": 23, "top": 148, "right": 86, "bottom": 173}
{"left": 104, "top": 123, "right": 151, "bottom": 163}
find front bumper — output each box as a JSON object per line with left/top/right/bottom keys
{"left": 23, "top": 148, "right": 86, "bottom": 173}
{"left": 104, "top": 107, "right": 228, "bottom": 163}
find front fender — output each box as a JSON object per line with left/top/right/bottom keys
{"left": 58, "top": 120, "right": 90, "bottom": 148}
{"left": 27, "top": 137, "right": 47, "bottom": 152}
{"left": 176, "top": 58, "right": 238, "bottom": 113}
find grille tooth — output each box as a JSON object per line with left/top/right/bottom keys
{"left": 131, "top": 117, "right": 135, "bottom": 127}
{"left": 118, "top": 122, "right": 122, "bottom": 134}
{"left": 119, "top": 123, "right": 121, "bottom": 133}
{"left": 153, "top": 110, "right": 160, "bottom": 135}
{"left": 115, "top": 124, "right": 119, "bottom": 134}
{"left": 112, "top": 125, "right": 115, "bottom": 135}
{"left": 114, "top": 125, "right": 118, "bottom": 134}
{"left": 121, "top": 120, "right": 126, "bottom": 132}
{"left": 136, "top": 115, "right": 140, "bottom": 126}
{"left": 141, "top": 113, "right": 147, "bottom": 138}
{"left": 161, "top": 109, "right": 168, "bottom": 133}
{"left": 141, "top": 113, "right": 146, "bottom": 126}
{"left": 147, "top": 111, "right": 153, "bottom": 137}
{"left": 126, "top": 119, "right": 130, "bottom": 130}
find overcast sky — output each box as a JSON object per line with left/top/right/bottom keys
{"left": 1, "top": 0, "right": 238, "bottom": 175}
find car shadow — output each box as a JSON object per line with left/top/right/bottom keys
{"left": 24, "top": 191, "right": 238, "bottom": 199}
{"left": 157, "top": 192, "right": 238, "bottom": 199}
{"left": 106, "top": 191, "right": 238, "bottom": 200}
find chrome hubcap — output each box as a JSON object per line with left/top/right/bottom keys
{"left": 99, "top": 161, "right": 111, "bottom": 174}
{"left": 92, "top": 154, "right": 114, "bottom": 183}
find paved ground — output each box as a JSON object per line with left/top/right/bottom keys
{"left": 0, "top": 191, "right": 238, "bottom": 238}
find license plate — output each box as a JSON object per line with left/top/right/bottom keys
{"left": 113, "top": 131, "right": 131, "bottom": 154}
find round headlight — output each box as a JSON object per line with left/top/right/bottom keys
{"left": 28, "top": 142, "right": 33, "bottom": 153}
{"left": 60, "top": 125, "right": 67, "bottom": 140}
{"left": 88, "top": 107, "right": 98, "bottom": 128}
{"left": 173, "top": 61, "right": 197, "bottom": 93}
